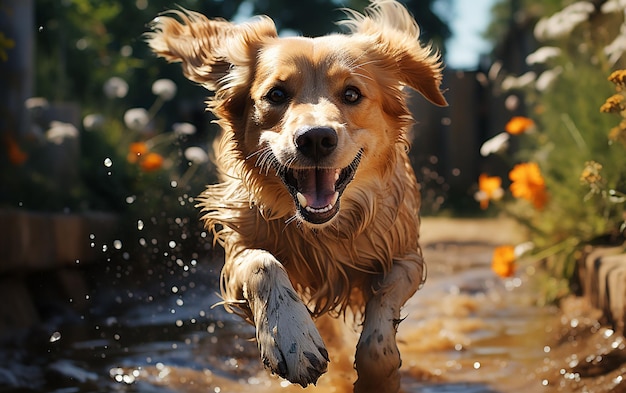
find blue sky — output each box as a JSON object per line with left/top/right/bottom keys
{"left": 440, "top": 0, "right": 495, "bottom": 69}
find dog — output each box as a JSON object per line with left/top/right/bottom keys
{"left": 147, "top": 1, "right": 446, "bottom": 391}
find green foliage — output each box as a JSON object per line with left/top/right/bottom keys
{"left": 483, "top": 1, "right": 626, "bottom": 302}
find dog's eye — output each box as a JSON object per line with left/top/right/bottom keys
{"left": 343, "top": 87, "right": 362, "bottom": 104}
{"left": 266, "top": 87, "right": 288, "bottom": 104}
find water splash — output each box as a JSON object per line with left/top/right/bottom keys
{"left": 49, "top": 331, "right": 61, "bottom": 343}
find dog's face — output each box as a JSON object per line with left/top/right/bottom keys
{"left": 148, "top": 1, "right": 447, "bottom": 227}
{"left": 248, "top": 36, "right": 405, "bottom": 225}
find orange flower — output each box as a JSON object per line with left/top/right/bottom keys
{"left": 3, "top": 134, "right": 28, "bottom": 165}
{"left": 140, "top": 152, "right": 164, "bottom": 172}
{"left": 608, "top": 69, "right": 626, "bottom": 87}
{"left": 475, "top": 174, "right": 504, "bottom": 209}
{"left": 492, "top": 245, "right": 516, "bottom": 278}
{"left": 505, "top": 116, "right": 535, "bottom": 135}
{"left": 509, "top": 162, "right": 548, "bottom": 209}
{"left": 127, "top": 142, "right": 148, "bottom": 163}
{"left": 600, "top": 94, "right": 625, "bottom": 113}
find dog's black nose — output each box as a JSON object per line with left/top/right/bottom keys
{"left": 294, "top": 126, "right": 338, "bottom": 160}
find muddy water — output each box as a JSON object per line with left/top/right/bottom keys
{"left": 1, "top": 219, "right": 625, "bottom": 393}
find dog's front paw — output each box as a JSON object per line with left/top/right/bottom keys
{"left": 254, "top": 285, "right": 329, "bottom": 387}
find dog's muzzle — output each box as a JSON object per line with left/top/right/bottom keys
{"left": 278, "top": 127, "right": 362, "bottom": 225}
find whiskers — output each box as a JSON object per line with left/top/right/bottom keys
{"left": 246, "top": 146, "right": 280, "bottom": 175}
{"left": 284, "top": 214, "right": 300, "bottom": 228}
{"left": 346, "top": 56, "right": 380, "bottom": 83}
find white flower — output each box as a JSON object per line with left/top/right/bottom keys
{"left": 488, "top": 61, "right": 503, "bottom": 81}
{"left": 46, "top": 121, "right": 79, "bottom": 145}
{"left": 605, "top": 24, "right": 626, "bottom": 65}
{"left": 82, "top": 113, "right": 105, "bottom": 131}
{"left": 534, "top": 2, "right": 594, "bottom": 41}
{"left": 173, "top": 122, "right": 197, "bottom": 136}
{"left": 514, "top": 242, "right": 535, "bottom": 258}
{"left": 501, "top": 72, "right": 537, "bottom": 91}
{"left": 526, "top": 46, "right": 562, "bottom": 65}
{"left": 601, "top": 0, "right": 626, "bottom": 13}
{"left": 535, "top": 66, "right": 563, "bottom": 92}
{"left": 103, "top": 76, "right": 129, "bottom": 99}
{"left": 504, "top": 95, "right": 520, "bottom": 111}
{"left": 123, "top": 108, "right": 150, "bottom": 131}
{"left": 151, "top": 79, "right": 177, "bottom": 101}
{"left": 480, "top": 132, "right": 510, "bottom": 157}
{"left": 24, "top": 97, "right": 49, "bottom": 111}
{"left": 184, "top": 146, "right": 209, "bottom": 164}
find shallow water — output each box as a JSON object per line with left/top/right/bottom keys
{"left": 0, "top": 233, "right": 624, "bottom": 393}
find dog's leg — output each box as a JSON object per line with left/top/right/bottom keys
{"left": 225, "top": 248, "right": 329, "bottom": 387}
{"left": 353, "top": 255, "right": 424, "bottom": 393}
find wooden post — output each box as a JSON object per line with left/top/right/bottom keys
{"left": 0, "top": 0, "right": 34, "bottom": 137}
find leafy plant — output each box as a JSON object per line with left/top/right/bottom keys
{"left": 480, "top": 1, "right": 626, "bottom": 302}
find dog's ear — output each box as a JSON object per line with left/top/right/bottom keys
{"left": 341, "top": 0, "right": 448, "bottom": 107}
{"left": 146, "top": 10, "right": 277, "bottom": 91}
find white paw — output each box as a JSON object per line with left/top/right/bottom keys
{"left": 254, "top": 284, "right": 329, "bottom": 387}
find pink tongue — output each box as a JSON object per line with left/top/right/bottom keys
{"left": 296, "top": 168, "right": 337, "bottom": 208}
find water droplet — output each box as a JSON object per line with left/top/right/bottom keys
{"left": 473, "top": 362, "right": 481, "bottom": 369}
{"left": 89, "top": 233, "right": 96, "bottom": 239}
{"left": 168, "top": 240, "right": 176, "bottom": 249}
{"left": 104, "top": 157, "right": 113, "bottom": 167}
{"left": 38, "top": 26, "right": 44, "bottom": 33}
{"left": 102, "top": 244, "right": 108, "bottom": 252}
{"left": 113, "top": 240, "right": 122, "bottom": 250}
{"left": 175, "top": 320, "right": 183, "bottom": 327}
{"left": 49, "top": 331, "right": 62, "bottom": 342}
{"left": 126, "top": 195, "right": 136, "bottom": 204}
{"left": 171, "top": 286, "right": 179, "bottom": 294}
{"left": 170, "top": 180, "right": 178, "bottom": 188}
{"left": 137, "top": 220, "right": 144, "bottom": 230}
{"left": 176, "top": 299, "right": 184, "bottom": 306}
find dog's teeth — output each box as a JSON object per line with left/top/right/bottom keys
{"left": 297, "top": 192, "right": 308, "bottom": 208}
{"left": 303, "top": 192, "right": 340, "bottom": 214}
{"left": 334, "top": 169, "right": 340, "bottom": 181}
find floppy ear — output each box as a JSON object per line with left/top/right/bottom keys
{"left": 146, "top": 10, "right": 277, "bottom": 92}
{"left": 340, "top": 0, "right": 448, "bottom": 107}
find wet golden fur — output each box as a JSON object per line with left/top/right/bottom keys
{"left": 148, "top": 1, "right": 446, "bottom": 391}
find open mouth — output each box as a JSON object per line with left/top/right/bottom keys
{"left": 278, "top": 150, "right": 363, "bottom": 225}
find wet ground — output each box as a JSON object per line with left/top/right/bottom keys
{"left": 0, "top": 218, "right": 625, "bottom": 393}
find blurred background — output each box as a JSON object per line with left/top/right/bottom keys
{"left": 1, "top": 0, "right": 626, "bottom": 392}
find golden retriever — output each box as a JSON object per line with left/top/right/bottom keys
{"left": 147, "top": 1, "right": 446, "bottom": 391}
